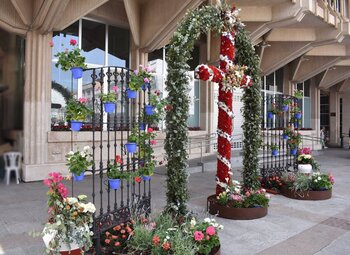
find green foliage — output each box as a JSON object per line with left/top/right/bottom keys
{"left": 99, "top": 91, "right": 116, "bottom": 103}
{"left": 54, "top": 44, "right": 87, "bottom": 71}
{"left": 287, "top": 131, "right": 302, "bottom": 149}
{"left": 129, "top": 223, "right": 153, "bottom": 251}
{"left": 129, "top": 66, "right": 153, "bottom": 91}
{"left": 65, "top": 146, "right": 93, "bottom": 176}
{"left": 294, "top": 89, "right": 303, "bottom": 99}
{"left": 65, "top": 98, "right": 92, "bottom": 121}
{"left": 283, "top": 172, "right": 334, "bottom": 192}
{"left": 310, "top": 172, "right": 334, "bottom": 190}
{"left": 138, "top": 161, "right": 155, "bottom": 176}
{"left": 235, "top": 27, "right": 262, "bottom": 190}
{"left": 142, "top": 91, "right": 168, "bottom": 126}
{"left": 165, "top": 3, "right": 222, "bottom": 216}
{"left": 270, "top": 143, "right": 278, "bottom": 151}
{"left": 107, "top": 159, "right": 132, "bottom": 180}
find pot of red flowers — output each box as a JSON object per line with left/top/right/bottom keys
{"left": 54, "top": 39, "right": 87, "bottom": 79}
{"left": 42, "top": 172, "right": 95, "bottom": 255}
{"left": 65, "top": 98, "right": 92, "bottom": 131}
{"left": 99, "top": 86, "right": 118, "bottom": 113}
{"left": 128, "top": 65, "right": 154, "bottom": 98}
{"left": 107, "top": 155, "right": 131, "bottom": 190}
{"left": 65, "top": 146, "right": 93, "bottom": 182}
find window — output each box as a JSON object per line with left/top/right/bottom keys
{"left": 51, "top": 19, "right": 130, "bottom": 126}
{"left": 296, "top": 80, "right": 311, "bottom": 129}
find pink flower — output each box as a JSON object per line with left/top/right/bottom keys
{"left": 104, "top": 239, "right": 110, "bottom": 244}
{"left": 231, "top": 194, "right": 242, "bottom": 201}
{"left": 150, "top": 140, "right": 157, "bottom": 145}
{"left": 49, "top": 172, "right": 63, "bottom": 183}
{"left": 134, "top": 70, "right": 139, "bottom": 75}
{"left": 79, "top": 98, "right": 88, "bottom": 103}
{"left": 49, "top": 40, "right": 54, "bottom": 47}
{"left": 245, "top": 191, "right": 251, "bottom": 197}
{"left": 329, "top": 174, "right": 335, "bottom": 184}
{"left": 112, "top": 86, "right": 119, "bottom": 92}
{"left": 70, "top": 39, "right": 77, "bottom": 46}
{"left": 206, "top": 226, "right": 216, "bottom": 236}
{"left": 148, "top": 127, "right": 153, "bottom": 133}
{"left": 149, "top": 222, "right": 156, "bottom": 230}
{"left": 194, "top": 231, "right": 204, "bottom": 241}
{"left": 43, "top": 179, "right": 51, "bottom": 186}
{"left": 144, "top": 77, "right": 150, "bottom": 83}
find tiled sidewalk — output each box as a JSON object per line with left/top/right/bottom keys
{"left": 0, "top": 148, "right": 349, "bottom": 254}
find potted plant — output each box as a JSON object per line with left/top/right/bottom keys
{"left": 144, "top": 90, "right": 168, "bottom": 119}
{"left": 107, "top": 155, "right": 131, "bottom": 190}
{"left": 270, "top": 143, "right": 279, "bottom": 156}
{"left": 137, "top": 160, "right": 155, "bottom": 181}
{"left": 260, "top": 175, "right": 283, "bottom": 194}
{"left": 282, "top": 97, "right": 292, "bottom": 112}
{"left": 99, "top": 86, "right": 118, "bottom": 113}
{"left": 54, "top": 39, "right": 87, "bottom": 79}
{"left": 65, "top": 98, "right": 92, "bottom": 131}
{"left": 125, "top": 131, "right": 138, "bottom": 153}
{"left": 267, "top": 103, "right": 281, "bottom": 119}
{"left": 297, "top": 153, "right": 315, "bottom": 174}
{"left": 287, "top": 131, "right": 301, "bottom": 155}
{"left": 42, "top": 172, "right": 95, "bottom": 254}
{"left": 65, "top": 146, "right": 93, "bottom": 182}
{"left": 127, "top": 65, "right": 154, "bottom": 98}
{"left": 282, "top": 126, "right": 292, "bottom": 140}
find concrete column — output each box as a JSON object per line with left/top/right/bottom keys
{"left": 22, "top": 30, "right": 52, "bottom": 181}
{"left": 329, "top": 86, "right": 340, "bottom": 145}
{"left": 199, "top": 41, "right": 208, "bottom": 132}
{"left": 310, "top": 78, "right": 320, "bottom": 134}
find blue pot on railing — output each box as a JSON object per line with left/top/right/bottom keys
{"left": 295, "top": 112, "right": 302, "bottom": 119}
{"left": 125, "top": 143, "right": 137, "bottom": 153}
{"left": 108, "top": 178, "right": 121, "bottom": 190}
{"left": 70, "top": 67, "right": 83, "bottom": 79}
{"left": 291, "top": 148, "right": 298, "bottom": 155}
{"left": 145, "top": 105, "right": 155, "bottom": 115}
{"left": 294, "top": 122, "right": 299, "bottom": 128}
{"left": 139, "top": 122, "right": 146, "bottom": 131}
{"left": 141, "top": 83, "right": 150, "bottom": 91}
{"left": 271, "top": 149, "right": 278, "bottom": 156}
{"left": 267, "top": 112, "right": 273, "bottom": 119}
{"left": 282, "top": 105, "right": 289, "bottom": 112}
{"left": 73, "top": 172, "right": 85, "bottom": 182}
{"left": 282, "top": 134, "right": 289, "bottom": 140}
{"left": 127, "top": 89, "right": 137, "bottom": 99}
{"left": 70, "top": 120, "right": 83, "bottom": 131}
{"left": 142, "top": 175, "right": 151, "bottom": 181}
{"left": 103, "top": 102, "right": 115, "bottom": 113}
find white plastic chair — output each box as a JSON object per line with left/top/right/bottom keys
{"left": 3, "top": 152, "right": 22, "bottom": 185}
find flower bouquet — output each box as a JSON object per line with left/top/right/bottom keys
{"left": 42, "top": 172, "right": 95, "bottom": 254}
{"left": 65, "top": 146, "right": 93, "bottom": 182}
{"left": 65, "top": 98, "right": 92, "bottom": 131}
{"left": 54, "top": 39, "right": 87, "bottom": 79}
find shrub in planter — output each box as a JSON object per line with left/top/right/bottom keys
{"left": 282, "top": 172, "right": 334, "bottom": 193}
{"left": 101, "top": 221, "right": 134, "bottom": 254}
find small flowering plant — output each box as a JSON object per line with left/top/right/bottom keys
{"left": 101, "top": 221, "right": 134, "bottom": 253}
{"left": 65, "top": 146, "right": 93, "bottom": 176}
{"left": 54, "top": 39, "right": 87, "bottom": 71}
{"left": 99, "top": 86, "right": 119, "bottom": 103}
{"left": 287, "top": 131, "right": 302, "bottom": 149}
{"left": 107, "top": 155, "right": 132, "bottom": 180}
{"left": 282, "top": 172, "right": 334, "bottom": 192}
{"left": 128, "top": 65, "right": 154, "bottom": 91}
{"left": 42, "top": 172, "right": 95, "bottom": 254}
{"left": 143, "top": 90, "right": 168, "bottom": 126}
{"left": 216, "top": 179, "right": 270, "bottom": 208}
{"left": 297, "top": 154, "right": 314, "bottom": 165}
{"left": 260, "top": 175, "right": 283, "bottom": 191}
{"left": 65, "top": 97, "right": 92, "bottom": 122}
{"left": 310, "top": 172, "right": 334, "bottom": 191}
{"left": 190, "top": 217, "right": 223, "bottom": 255}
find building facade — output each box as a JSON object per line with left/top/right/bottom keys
{"left": 0, "top": 0, "right": 349, "bottom": 181}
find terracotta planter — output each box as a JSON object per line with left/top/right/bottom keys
{"left": 265, "top": 188, "right": 280, "bottom": 195}
{"left": 280, "top": 186, "right": 332, "bottom": 200}
{"left": 60, "top": 248, "right": 83, "bottom": 255}
{"left": 207, "top": 195, "right": 268, "bottom": 220}
{"left": 198, "top": 245, "right": 221, "bottom": 255}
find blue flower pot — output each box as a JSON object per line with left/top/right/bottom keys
{"left": 295, "top": 112, "right": 302, "bottom": 119}
{"left": 70, "top": 67, "right": 83, "bottom": 79}
{"left": 272, "top": 149, "right": 278, "bottom": 156}
{"left": 108, "top": 178, "right": 121, "bottom": 190}
{"left": 127, "top": 89, "right": 137, "bottom": 99}
{"left": 125, "top": 143, "right": 137, "bottom": 153}
{"left": 291, "top": 148, "right": 297, "bottom": 155}
{"left": 139, "top": 122, "right": 146, "bottom": 131}
{"left": 141, "top": 83, "right": 150, "bottom": 91}
{"left": 145, "top": 105, "right": 155, "bottom": 115}
{"left": 70, "top": 120, "right": 83, "bottom": 131}
{"left": 294, "top": 122, "right": 299, "bottom": 128}
{"left": 282, "top": 134, "right": 289, "bottom": 140}
{"left": 267, "top": 112, "right": 273, "bottom": 119}
{"left": 103, "top": 102, "right": 115, "bottom": 113}
{"left": 142, "top": 175, "right": 151, "bottom": 181}
{"left": 73, "top": 172, "right": 84, "bottom": 182}
{"left": 282, "top": 105, "right": 289, "bottom": 112}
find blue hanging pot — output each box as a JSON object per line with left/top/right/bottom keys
{"left": 139, "top": 122, "right": 146, "bottom": 131}
{"left": 70, "top": 67, "right": 83, "bottom": 79}
{"left": 103, "top": 102, "right": 115, "bottom": 113}
{"left": 145, "top": 105, "right": 155, "bottom": 115}
{"left": 73, "top": 172, "right": 85, "bottom": 182}
{"left": 294, "top": 122, "right": 299, "bottom": 128}
{"left": 142, "top": 175, "right": 151, "bottom": 181}
{"left": 291, "top": 148, "right": 298, "bottom": 155}
{"left": 282, "top": 134, "right": 289, "bottom": 140}
{"left": 295, "top": 112, "right": 302, "bottom": 119}
{"left": 70, "top": 120, "right": 83, "bottom": 131}
{"left": 267, "top": 112, "right": 273, "bottom": 119}
{"left": 141, "top": 83, "right": 150, "bottom": 91}
{"left": 125, "top": 143, "right": 137, "bottom": 153}
{"left": 271, "top": 149, "right": 278, "bottom": 156}
{"left": 282, "top": 105, "right": 289, "bottom": 112}
{"left": 108, "top": 178, "right": 121, "bottom": 190}
{"left": 127, "top": 89, "right": 137, "bottom": 99}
